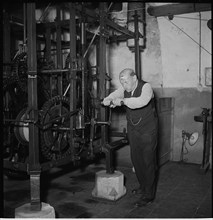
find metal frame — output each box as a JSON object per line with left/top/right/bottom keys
{"left": 26, "top": 3, "right": 41, "bottom": 210}
{"left": 3, "top": 2, "right": 142, "bottom": 210}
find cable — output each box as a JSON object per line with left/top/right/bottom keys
{"left": 38, "top": 3, "right": 51, "bottom": 23}
{"left": 108, "top": 7, "right": 146, "bottom": 15}
{"left": 174, "top": 15, "right": 209, "bottom": 22}
{"left": 198, "top": 12, "right": 202, "bottom": 85}
{"left": 165, "top": 17, "right": 212, "bottom": 55}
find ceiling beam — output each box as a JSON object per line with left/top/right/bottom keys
{"left": 147, "top": 3, "right": 212, "bottom": 17}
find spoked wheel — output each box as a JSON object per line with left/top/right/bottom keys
{"left": 3, "top": 52, "right": 50, "bottom": 178}
{"left": 3, "top": 84, "right": 29, "bottom": 178}
{"left": 3, "top": 76, "right": 28, "bottom": 158}
{"left": 40, "top": 95, "right": 74, "bottom": 161}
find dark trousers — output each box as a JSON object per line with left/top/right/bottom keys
{"left": 128, "top": 121, "right": 158, "bottom": 199}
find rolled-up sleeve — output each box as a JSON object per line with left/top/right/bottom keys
{"left": 105, "top": 86, "right": 124, "bottom": 100}
{"left": 124, "top": 83, "right": 153, "bottom": 109}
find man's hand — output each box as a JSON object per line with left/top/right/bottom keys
{"left": 102, "top": 98, "right": 113, "bottom": 106}
{"left": 102, "top": 98, "right": 124, "bottom": 108}
{"left": 112, "top": 98, "right": 124, "bottom": 107}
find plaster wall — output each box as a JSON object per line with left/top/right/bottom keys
{"left": 154, "top": 88, "right": 211, "bottom": 164}
{"left": 105, "top": 4, "right": 212, "bottom": 166}
{"left": 157, "top": 12, "right": 212, "bottom": 88}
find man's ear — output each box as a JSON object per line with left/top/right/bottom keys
{"left": 133, "top": 75, "right": 137, "bottom": 81}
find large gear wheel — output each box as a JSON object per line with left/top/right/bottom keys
{"left": 10, "top": 51, "right": 50, "bottom": 104}
{"left": 3, "top": 61, "right": 50, "bottom": 166}
{"left": 3, "top": 76, "right": 28, "bottom": 152}
{"left": 40, "top": 95, "right": 74, "bottom": 161}
{"left": 11, "top": 51, "right": 28, "bottom": 92}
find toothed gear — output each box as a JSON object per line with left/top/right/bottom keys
{"left": 40, "top": 95, "right": 73, "bottom": 161}
{"left": 11, "top": 52, "right": 28, "bottom": 92}
{"left": 3, "top": 52, "right": 50, "bottom": 164}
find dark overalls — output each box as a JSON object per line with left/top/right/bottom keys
{"left": 124, "top": 80, "right": 158, "bottom": 199}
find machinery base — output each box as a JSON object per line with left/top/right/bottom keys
{"left": 15, "top": 202, "right": 55, "bottom": 218}
{"left": 92, "top": 170, "right": 126, "bottom": 201}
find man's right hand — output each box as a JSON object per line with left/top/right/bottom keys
{"left": 102, "top": 98, "right": 113, "bottom": 106}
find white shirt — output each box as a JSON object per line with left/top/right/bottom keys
{"left": 106, "top": 82, "right": 154, "bottom": 109}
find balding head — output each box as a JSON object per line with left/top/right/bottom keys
{"left": 119, "top": 68, "right": 137, "bottom": 92}
{"left": 119, "top": 68, "right": 136, "bottom": 79}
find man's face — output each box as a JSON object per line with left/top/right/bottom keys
{"left": 119, "top": 74, "right": 136, "bottom": 92}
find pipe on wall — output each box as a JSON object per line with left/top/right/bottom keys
{"left": 127, "top": 2, "right": 146, "bottom": 79}
{"left": 147, "top": 3, "right": 211, "bottom": 17}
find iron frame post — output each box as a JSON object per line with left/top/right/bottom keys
{"left": 99, "top": 2, "right": 108, "bottom": 148}
{"left": 56, "top": 6, "right": 63, "bottom": 96}
{"left": 26, "top": 2, "right": 41, "bottom": 211}
{"left": 133, "top": 10, "right": 141, "bottom": 80}
{"left": 69, "top": 3, "right": 77, "bottom": 159}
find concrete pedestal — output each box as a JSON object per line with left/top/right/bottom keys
{"left": 15, "top": 202, "right": 55, "bottom": 218}
{"left": 92, "top": 170, "right": 126, "bottom": 201}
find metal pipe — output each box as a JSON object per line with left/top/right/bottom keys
{"left": 56, "top": 6, "right": 63, "bottom": 95}
{"left": 69, "top": 3, "right": 77, "bottom": 158}
{"left": 81, "top": 11, "right": 86, "bottom": 136}
{"left": 133, "top": 10, "right": 141, "bottom": 79}
{"left": 23, "top": 3, "right": 27, "bottom": 44}
{"left": 99, "top": 2, "right": 108, "bottom": 147}
{"left": 198, "top": 12, "right": 202, "bottom": 86}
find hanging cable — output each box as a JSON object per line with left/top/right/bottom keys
{"left": 174, "top": 15, "right": 208, "bottom": 21}
{"left": 165, "top": 17, "right": 212, "bottom": 55}
{"left": 38, "top": 3, "right": 51, "bottom": 23}
{"left": 108, "top": 7, "right": 146, "bottom": 15}
{"left": 83, "top": 2, "right": 113, "bottom": 58}
{"left": 198, "top": 12, "right": 202, "bottom": 85}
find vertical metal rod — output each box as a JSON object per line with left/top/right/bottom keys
{"left": 198, "top": 12, "right": 202, "bottom": 86}
{"left": 27, "top": 2, "right": 41, "bottom": 211}
{"left": 69, "top": 3, "right": 76, "bottom": 157}
{"left": 81, "top": 12, "right": 85, "bottom": 116}
{"left": 99, "top": 2, "right": 108, "bottom": 146}
{"left": 45, "top": 27, "right": 51, "bottom": 62}
{"left": 134, "top": 10, "right": 141, "bottom": 80}
{"left": 23, "top": 3, "right": 27, "bottom": 44}
{"left": 81, "top": 10, "right": 86, "bottom": 138}
{"left": 201, "top": 115, "right": 207, "bottom": 168}
{"left": 105, "top": 147, "right": 114, "bottom": 174}
{"left": 205, "top": 122, "right": 211, "bottom": 166}
{"left": 50, "top": 76, "right": 53, "bottom": 98}
{"left": 3, "top": 11, "right": 11, "bottom": 64}
{"left": 56, "top": 6, "right": 63, "bottom": 95}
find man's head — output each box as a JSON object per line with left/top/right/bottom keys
{"left": 119, "top": 68, "right": 137, "bottom": 92}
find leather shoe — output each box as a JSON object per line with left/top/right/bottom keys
{"left": 132, "top": 188, "right": 145, "bottom": 195}
{"left": 134, "top": 197, "right": 154, "bottom": 207}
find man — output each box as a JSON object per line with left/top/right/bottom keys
{"left": 102, "top": 68, "right": 158, "bottom": 207}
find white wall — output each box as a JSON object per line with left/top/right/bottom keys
{"left": 109, "top": 5, "right": 211, "bottom": 90}
{"left": 106, "top": 3, "right": 212, "bottom": 165}
{"left": 157, "top": 11, "right": 212, "bottom": 88}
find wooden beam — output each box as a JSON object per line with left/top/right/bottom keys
{"left": 105, "top": 18, "right": 136, "bottom": 38}
{"left": 147, "top": 3, "right": 212, "bottom": 17}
